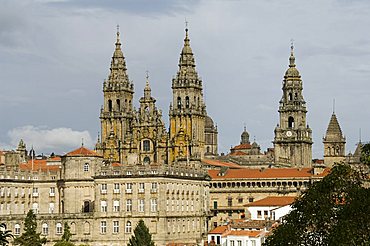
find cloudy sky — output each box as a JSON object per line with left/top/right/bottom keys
{"left": 0, "top": 0, "right": 369, "bottom": 157}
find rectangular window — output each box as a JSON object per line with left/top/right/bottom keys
{"left": 101, "top": 200, "right": 107, "bottom": 212}
{"left": 49, "top": 203, "right": 54, "bottom": 214}
{"left": 126, "top": 183, "right": 132, "bottom": 193}
{"left": 143, "top": 140, "right": 150, "bottom": 151}
{"left": 49, "top": 187, "right": 55, "bottom": 197}
{"left": 138, "top": 183, "right": 145, "bottom": 193}
{"left": 227, "top": 197, "right": 232, "bottom": 206}
{"left": 32, "top": 187, "right": 39, "bottom": 197}
{"left": 264, "top": 210, "right": 269, "bottom": 219}
{"left": 151, "top": 182, "right": 157, "bottom": 193}
{"left": 113, "top": 200, "right": 120, "bottom": 212}
{"left": 257, "top": 210, "right": 262, "bottom": 218}
{"left": 126, "top": 199, "right": 132, "bottom": 212}
{"left": 213, "top": 201, "right": 218, "bottom": 209}
{"left": 101, "top": 184, "right": 107, "bottom": 194}
{"left": 151, "top": 199, "right": 157, "bottom": 212}
{"left": 100, "top": 221, "right": 107, "bottom": 234}
{"left": 113, "top": 183, "right": 120, "bottom": 194}
{"left": 138, "top": 199, "right": 145, "bottom": 212}
{"left": 113, "top": 221, "right": 119, "bottom": 234}
{"left": 238, "top": 197, "right": 243, "bottom": 203}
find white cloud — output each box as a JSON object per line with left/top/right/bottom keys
{"left": 7, "top": 125, "right": 93, "bottom": 154}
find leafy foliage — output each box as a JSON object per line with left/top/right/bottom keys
{"left": 0, "top": 223, "right": 14, "bottom": 246}
{"left": 128, "top": 220, "right": 155, "bottom": 246}
{"left": 54, "top": 222, "right": 74, "bottom": 246}
{"left": 361, "top": 142, "right": 370, "bottom": 166}
{"left": 264, "top": 164, "right": 370, "bottom": 246}
{"left": 14, "top": 210, "right": 47, "bottom": 246}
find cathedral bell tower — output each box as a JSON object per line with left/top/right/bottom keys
{"left": 169, "top": 27, "right": 206, "bottom": 162}
{"left": 96, "top": 27, "right": 134, "bottom": 163}
{"left": 323, "top": 112, "right": 346, "bottom": 167}
{"left": 273, "top": 44, "right": 313, "bottom": 167}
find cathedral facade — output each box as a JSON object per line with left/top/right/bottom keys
{"left": 96, "top": 28, "right": 218, "bottom": 165}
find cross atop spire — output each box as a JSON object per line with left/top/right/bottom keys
{"left": 115, "top": 24, "right": 121, "bottom": 50}
{"left": 289, "top": 39, "right": 296, "bottom": 67}
{"left": 144, "top": 70, "right": 151, "bottom": 99}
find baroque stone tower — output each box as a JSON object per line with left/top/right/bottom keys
{"left": 323, "top": 112, "right": 346, "bottom": 167}
{"left": 273, "top": 45, "right": 313, "bottom": 167}
{"left": 169, "top": 28, "right": 207, "bottom": 162}
{"left": 97, "top": 29, "right": 134, "bottom": 163}
{"left": 129, "top": 76, "right": 168, "bottom": 165}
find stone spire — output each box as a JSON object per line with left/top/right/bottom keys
{"left": 175, "top": 27, "right": 199, "bottom": 82}
{"left": 106, "top": 26, "right": 131, "bottom": 89}
{"left": 324, "top": 113, "right": 345, "bottom": 142}
{"left": 323, "top": 112, "right": 346, "bottom": 167}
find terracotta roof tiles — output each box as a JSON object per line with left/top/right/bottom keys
{"left": 65, "top": 146, "right": 101, "bottom": 157}
{"left": 245, "top": 196, "right": 296, "bottom": 207}
{"left": 208, "top": 225, "right": 228, "bottom": 234}
{"left": 209, "top": 167, "right": 330, "bottom": 179}
{"left": 202, "top": 159, "right": 243, "bottom": 169}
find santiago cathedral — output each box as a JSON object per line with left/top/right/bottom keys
{"left": 0, "top": 26, "right": 362, "bottom": 246}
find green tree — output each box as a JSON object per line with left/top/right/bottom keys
{"left": 0, "top": 223, "right": 14, "bottom": 246}
{"left": 360, "top": 142, "right": 370, "bottom": 166}
{"left": 54, "top": 222, "right": 74, "bottom": 246}
{"left": 264, "top": 164, "right": 370, "bottom": 246}
{"left": 14, "top": 210, "right": 47, "bottom": 246}
{"left": 128, "top": 220, "right": 155, "bottom": 246}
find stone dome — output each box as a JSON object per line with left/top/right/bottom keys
{"left": 205, "top": 115, "right": 214, "bottom": 128}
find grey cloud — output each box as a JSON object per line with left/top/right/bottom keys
{"left": 46, "top": 0, "right": 200, "bottom": 16}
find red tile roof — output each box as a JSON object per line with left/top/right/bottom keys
{"left": 202, "top": 159, "right": 243, "bottom": 169}
{"left": 229, "top": 151, "right": 247, "bottom": 156}
{"left": 245, "top": 196, "right": 296, "bottom": 207}
{"left": 65, "top": 146, "right": 101, "bottom": 157}
{"left": 208, "top": 167, "right": 330, "bottom": 179}
{"left": 208, "top": 225, "right": 228, "bottom": 234}
{"left": 19, "top": 157, "right": 61, "bottom": 172}
{"left": 231, "top": 143, "right": 252, "bottom": 150}
{"left": 224, "top": 230, "right": 263, "bottom": 237}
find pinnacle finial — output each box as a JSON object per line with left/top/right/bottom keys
{"left": 115, "top": 24, "right": 121, "bottom": 49}
{"left": 333, "top": 98, "right": 336, "bottom": 114}
{"left": 289, "top": 39, "right": 296, "bottom": 67}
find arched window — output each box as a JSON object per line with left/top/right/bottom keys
{"left": 288, "top": 93, "right": 293, "bottom": 101}
{"left": 70, "top": 222, "right": 76, "bottom": 235}
{"left": 108, "top": 100, "right": 112, "bottom": 112}
{"left": 42, "top": 223, "right": 48, "bottom": 235}
{"left": 56, "top": 222, "right": 62, "bottom": 235}
{"left": 83, "top": 163, "right": 89, "bottom": 172}
{"left": 288, "top": 116, "right": 295, "bottom": 128}
{"left": 143, "top": 140, "right": 150, "bottom": 151}
{"left": 185, "top": 96, "right": 190, "bottom": 108}
{"left": 83, "top": 201, "right": 90, "bottom": 213}
{"left": 14, "top": 224, "right": 20, "bottom": 235}
{"left": 177, "top": 97, "right": 182, "bottom": 109}
{"left": 116, "top": 99, "right": 120, "bottom": 111}
{"left": 84, "top": 222, "right": 90, "bottom": 235}
{"left": 125, "top": 221, "right": 132, "bottom": 233}
{"left": 143, "top": 157, "right": 150, "bottom": 165}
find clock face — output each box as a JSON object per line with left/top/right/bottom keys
{"left": 286, "top": 131, "right": 292, "bottom": 137}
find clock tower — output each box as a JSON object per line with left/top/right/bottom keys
{"left": 273, "top": 44, "right": 313, "bottom": 167}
